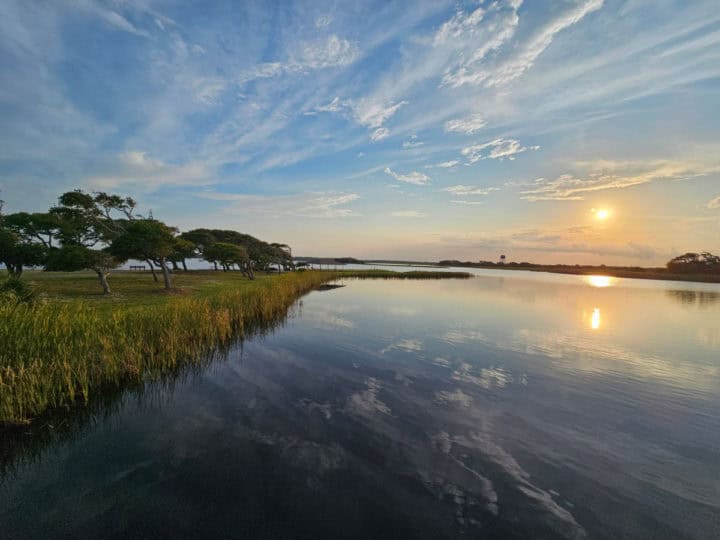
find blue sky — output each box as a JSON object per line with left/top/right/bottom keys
{"left": 1, "top": 0, "right": 719, "bottom": 264}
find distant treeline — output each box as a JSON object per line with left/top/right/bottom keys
{"left": 440, "top": 252, "right": 720, "bottom": 275}
{"left": 0, "top": 189, "right": 294, "bottom": 294}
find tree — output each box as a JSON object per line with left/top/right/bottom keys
{"left": 203, "top": 242, "right": 249, "bottom": 273}
{"left": 110, "top": 220, "right": 177, "bottom": 289}
{"left": 667, "top": 252, "right": 720, "bottom": 274}
{"left": 2, "top": 212, "right": 60, "bottom": 248}
{"left": 183, "top": 228, "right": 293, "bottom": 278}
{"left": 170, "top": 237, "right": 196, "bottom": 272}
{"left": 0, "top": 200, "right": 48, "bottom": 278}
{"left": 0, "top": 228, "right": 46, "bottom": 277}
{"left": 44, "top": 190, "right": 135, "bottom": 293}
{"left": 45, "top": 245, "right": 124, "bottom": 294}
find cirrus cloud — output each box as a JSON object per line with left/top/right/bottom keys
{"left": 384, "top": 167, "right": 431, "bottom": 185}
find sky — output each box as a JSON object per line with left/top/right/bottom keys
{"left": 1, "top": 0, "right": 719, "bottom": 265}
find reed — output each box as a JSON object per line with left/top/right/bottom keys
{"left": 0, "top": 269, "right": 470, "bottom": 425}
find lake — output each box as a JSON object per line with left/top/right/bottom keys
{"left": 1, "top": 270, "right": 719, "bottom": 539}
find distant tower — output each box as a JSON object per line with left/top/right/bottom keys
{"left": 499, "top": 254, "right": 506, "bottom": 265}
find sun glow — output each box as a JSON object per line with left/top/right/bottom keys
{"left": 593, "top": 208, "right": 611, "bottom": 220}
{"left": 587, "top": 275, "right": 612, "bottom": 288}
{"left": 591, "top": 308, "right": 601, "bottom": 330}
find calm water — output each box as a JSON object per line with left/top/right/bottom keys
{"left": 2, "top": 271, "right": 720, "bottom": 539}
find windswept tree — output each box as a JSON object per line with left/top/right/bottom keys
{"left": 203, "top": 242, "right": 250, "bottom": 273}
{"left": 2, "top": 212, "right": 60, "bottom": 248}
{"left": 667, "top": 252, "right": 720, "bottom": 274}
{"left": 110, "top": 220, "right": 177, "bottom": 290}
{"left": 45, "top": 245, "right": 124, "bottom": 294}
{"left": 44, "top": 190, "right": 132, "bottom": 294}
{"left": 0, "top": 228, "right": 47, "bottom": 277}
{"left": 183, "top": 228, "right": 293, "bottom": 277}
{"left": 170, "top": 237, "right": 196, "bottom": 272}
{"left": 0, "top": 199, "right": 49, "bottom": 277}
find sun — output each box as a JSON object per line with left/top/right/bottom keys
{"left": 592, "top": 208, "right": 611, "bottom": 220}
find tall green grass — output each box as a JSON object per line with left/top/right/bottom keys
{"left": 0, "top": 271, "right": 333, "bottom": 424}
{"left": 0, "top": 269, "right": 471, "bottom": 425}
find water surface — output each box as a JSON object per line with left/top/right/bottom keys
{"left": 2, "top": 271, "right": 719, "bottom": 539}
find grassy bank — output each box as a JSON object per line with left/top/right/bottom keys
{"left": 0, "top": 269, "right": 470, "bottom": 425}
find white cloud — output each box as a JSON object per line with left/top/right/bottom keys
{"left": 707, "top": 196, "right": 720, "bottom": 209}
{"left": 191, "top": 77, "right": 227, "bottom": 105}
{"left": 391, "top": 210, "right": 425, "bottom": 217}
{"left": 433, "top": 6, "right": 487, "bottom": 46}
{"left": 444, "top": 114, "right": 487, "bottom": 134}
{"left": 74, "top": 2, "right": 149, "bottom": 37}
{"left": 300, "top": 35, "right": 359, "bottom": 68}
{"left": 443, "top": 0, "right": 603, "bottom": 88}
{"left": 305, "top": 96, "right": 345, "bottom": 115}
{"left": 462, "top": 138, "right": 539, "bottom": 163}
{"left": 306, "top": 97, "right": 407, "bottom": 141}
{"left": 315, "top": 15, "right": 333, "bottom": 28}
{"left": 402, "top": 135, "right": 424, "bottom": 148}
{"left": 450, "top": 200, "right": 485, "bottom": 205}
{"left": 440, "top": 2, "right": 521, "bottom": 87}
{"left": 427, "top": 160, "right": 460, "bottom": 169}
{"left": 353, "top": 99, "right": 408, "bottom": 129}
{"left": 200, "top": 191, "right": 360, "bottom": 218}
{"left": 442, "top": 185, "right": 499, "bottom": 196}
{"left": 236, "top": 62, "right": 285, "bottom": 84}
{"left": 521, "top": 160, "right": 719, "bottom": 201}
{"left": 370, "top": 127, "right": 390, "bottom": 142}
{"left": 486, "top": 0, "right": 604, "bottom": 87}
{"left": 237, "top": 35, "right": 358, "bottom": 84}
{"left": 384, "top": 167, "right": 431, "bottom": 185}
{"left": 84, "top": 151, "right": 211, "bottom": 190}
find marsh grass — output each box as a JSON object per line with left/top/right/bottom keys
{"left": 0, "top": 269, "right": 470, "bottom": 425}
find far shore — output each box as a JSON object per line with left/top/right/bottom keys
{"left": 357, "top": 260, "right": 720, "bottom": 284}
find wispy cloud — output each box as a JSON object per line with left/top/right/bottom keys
{"left": 521, "top": 160, "right": 720, "bottom": 201}
{"left": 402, "top": 135, "right": 424, "bottom": 148}
{"left": 384, "top": 167, "right": 431, "bottom": 186}
{"left": 201, "top": 191, "right": 360, "bottom": 218}
{"left": 442, "top": 0, "right": 603, "bottom": 87}
{"left": 441, "top": 185, "right": 500, "bottom": 196}
{"left": 83, "top": 152, "right": 212, "bottom": 190}
{"left": 462, "top": 138, "right": 540, "bottom": 163}
{"left": 444, "top": 114, "right": 487, "bottom": 134}
{"left": 370, "top": 128, "right": 390, "bottom": 142}
{"left": 391, "top": 210, "right": 425, "bottom": 218}
{"left": 237, "top": 35, "right": 359, "bottom": 84}
{"left": 427, "top": 160, "right": 460, "bottom": 169}
{"left": 450, "top": 200, "right": 485, "bottom": 205}
{"left": 707, "top": 196, "right": 720, "bottom": 209}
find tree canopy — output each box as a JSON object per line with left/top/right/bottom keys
{"left": 667, "top": 252, "right": 720, "bottom": 274}
{"left": 1, "top": 188, "right": 294, "bottom": 292}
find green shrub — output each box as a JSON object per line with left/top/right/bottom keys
{"left": 0, "top": 277, "right": 36, "bottom": 304}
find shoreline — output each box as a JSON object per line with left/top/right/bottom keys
{"left": 362, "top": 261, "right": 720, "bottom": 284}
{"left": 0, "top": 269, "right": 470, "bottom": 426}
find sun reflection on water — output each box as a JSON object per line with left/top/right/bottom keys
{"left": 587, "top": 275, "right": 612, "bottom": 288}
{"left": 591, "top": 308, "right": 601, "bottom": 330}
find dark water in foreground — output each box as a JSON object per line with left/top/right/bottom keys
{"left": 2, "top": 272, "right": 720, "bottom": 539}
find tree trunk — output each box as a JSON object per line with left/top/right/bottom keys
{"left": 181, "top": 259, "right": 188, "bottom": 272}
{"left": 147, "top": 259, "right": 158, "bottom": 282}
{"left": 171, "top": 260, "right": 179, "bottom": 271}
{"left": 245, "top": 262, "right": 255, "bottom": 280}
{"left": 97, "top": 271, "right": 111, "bottom": 295}
{"left": 160, "top": 258, "right": 172, "bottom": 290}
{"left": 213, "top": 261, "right": 218, "bottom": 271}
